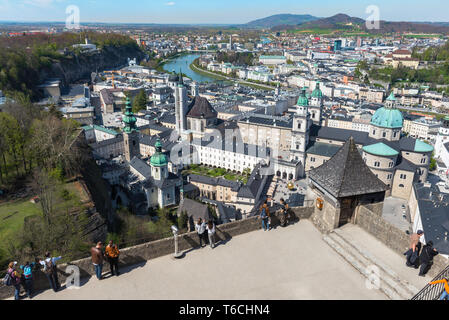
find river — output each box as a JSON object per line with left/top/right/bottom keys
{"left": 162, "top": 54, "right": 218, "bottom": 83}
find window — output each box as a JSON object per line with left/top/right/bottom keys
{"left": 387, "top": 174, "right": 392, "bottom": 180}
{"left": 382, "top": 132, "right": 386, "bottom": 138}
{"left": 420, "top": 158, "right": 426, "bottom": 164}
{"left": 389, "top": 162, "right": 394, "bottom": 168}
{"left": 311, "top": 157, "right": 316, "bottom": 162}
{"left": 400, "top": 174, "right": 407, "bottom": 179}
{"left": 399, "top": 184, "right": 405, "bottom": 188}
{"left": 372, "top": 130, "right": 376, "bottom": 135}
{"left": 297, "top": 123, "right": 302, "bottom": 130}
{"left": 374, "top": 161, "right": 380, "bottom": 167}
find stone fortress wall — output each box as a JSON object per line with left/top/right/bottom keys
{"left": 0, "top": 207, "right": 314, "bottom": 299}
{"left": 2, "top": 203, "right": 447, "bottom": 299}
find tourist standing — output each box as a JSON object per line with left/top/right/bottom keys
{"left": 405, "top": 230, "right": 424, "bottom": 268}
{"left": 206, "top": 221, "right": 216, "bottom": 249}
{"left": 195, "top": 218, "right": 207, "bottom": 247}
{"left": 39, "top": 252, "right": 62, "bottom": 292}
{"left": 5, "top": 262, "right": 21, "bottom": 300}
{"left": 260, "top": 201, "right": 270, "bottom": 231}
{"left": 418, "top": 241, "right": 439, "bottom": 277}
{"left": 105, "top": 240, "right": 120, "bottom": 276}
{"left": 429, "top": 278, "right": 449, "bottom": 300}
{"left": 280, "top": 198, "right": 290, "bottom": 227}
{"left": 91, "top": 242, "right": 105, "bottom": 280}
{"left": 19, "top": 261, "right": 37, "bottom": 299}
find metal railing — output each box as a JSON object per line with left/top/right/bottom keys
{"left": 411, "top": 264, "right": 449, "bottom": 300}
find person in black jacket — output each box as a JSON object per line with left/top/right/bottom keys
{"left": 418, "top": 241, "right": 439, "bottom": 277}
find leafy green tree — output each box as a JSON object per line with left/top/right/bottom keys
{"left": 177, "top": 210, "right": 188, "bottom": 231}
{"left": 133, "top": 89, "right": 148, "bottom": 113}
{"left": 429, "top": 153, "right": 437, "bottom": 171}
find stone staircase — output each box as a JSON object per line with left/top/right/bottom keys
{"left": 323, "top": 227, "right": 420, "bottom": 300}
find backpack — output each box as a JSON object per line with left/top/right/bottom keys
{"left": 44, "top": 259, "right": 54, "bottom": 275}
{"left": 2, "top": 271, "right": 14, "bottom": 286}
{"left": 261, "top": 207, "right": 267, "bottom": 219}
{"left": 23, "top": 265, "right": 33, "bottom": 279}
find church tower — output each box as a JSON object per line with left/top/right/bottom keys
{"left": 291, "top": 87, "right": 311, "bottom": 177}
{"left": 150, "top": 139, "right": 169, "bottom": 181}
{"left": 175, "top": 71, "right": 188, "bottom": 136}
{"left": 309, "top": 81, "right": 324, "bottom": 125}
{"left": 274, "top": 82, "right": 281, "bottom": 97}
{"left": 123, "top": 97, "right": 140, "bottom": 162}
{"left": 191, "top": 81, "right": 199, "bottom": 97}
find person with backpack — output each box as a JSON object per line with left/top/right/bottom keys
{"left": 405, "top": 230, "right": 424, "bottom": 268}
{"left": 206, "top": 221, "right": 216, "bottom": 249}
{"left": 429, "top": 278, "right": 449, "bottom": 300}
{"left": 419, "top": 241, "right": 439, "bottom": 277}
{"left": 260, "top": 201, "right": 270, "bottom": 231}
{"left": 91, "top": 242, "right": 105, "bottom": 280}
{"left": 5, "top": 262, "right": 22, "bottom": 300}
{"left": 39, "top": 252, "right": 62, "bottom": 292}
{"left": 19, "top": 261, "right": 36, "bottom": 299}
{"left": 105, "top": 240, "right": 120, "bottom": 277}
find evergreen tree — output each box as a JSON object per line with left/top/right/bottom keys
{"left": 133, "top": 89, "right": 148, "bottom": 113}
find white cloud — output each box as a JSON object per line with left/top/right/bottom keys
{"left": 165, "top": 1, "right": 175, "bottom": 6}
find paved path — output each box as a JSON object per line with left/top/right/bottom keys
{"left": 31, "top": 220, "right": 387, "bottom": 300}
{"left": 337, "top": 224, "right": 432, "bottom": 290}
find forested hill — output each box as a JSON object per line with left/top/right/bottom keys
{"left": 0, "top": 32, "right": 144, "bottom": 100}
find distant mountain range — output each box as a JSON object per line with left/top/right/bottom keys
{"left": 245, "top": 14, "right": 319, "bottom": 28}
{"left": 247, "top": 13, "right": 449, "bottom": 34}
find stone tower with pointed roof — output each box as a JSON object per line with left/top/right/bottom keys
{"left": 123, "top": 97, "right": 140, "bottom": 162}
{"left": 308, "top": 137, "right": 388, "bottom": 233}
{"left": 290, "top": 87, "right": 312, "bottom": 177}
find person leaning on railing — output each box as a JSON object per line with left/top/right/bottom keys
{"left": 429, "top": 278, "right": 449, "bottom": 300}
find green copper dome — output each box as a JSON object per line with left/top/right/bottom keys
{"left": 371, "top": 107, "right": 403, "bottom": 129}
{"left": 150, "top": 139, "right": 168, "bottom": 167}
{"left": 123, "top": 97, "right": 138, "bottom": 134}
{"left": 297, "top": 88, "right": 309, "bottom": 106}
{"left": 312, "top": 82, "right": 323, "bottom": 99}
{"left": 414, "top": 139, "right": 434, "bottom": 153}
{"left": 363, "top": 143, "right": 399, "bottom": 157}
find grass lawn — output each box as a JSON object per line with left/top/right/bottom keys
{"left": 0, "top": 180, "right": 86, "bottom": 260}
{"left": 0, "top": 199, "right": 42, "bottom": 256}
{"left": 183, "top": 165, "right": 249, "bottom": 184}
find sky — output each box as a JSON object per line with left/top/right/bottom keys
{"left": 0, "top": 0, "right": 448, "bottom": 24}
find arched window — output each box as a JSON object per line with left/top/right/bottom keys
{"left": 374, "top": 161, "right": 380, "bottom": 167}
{"left": 399, "top": 184, "right": 405, "bottom": 188}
